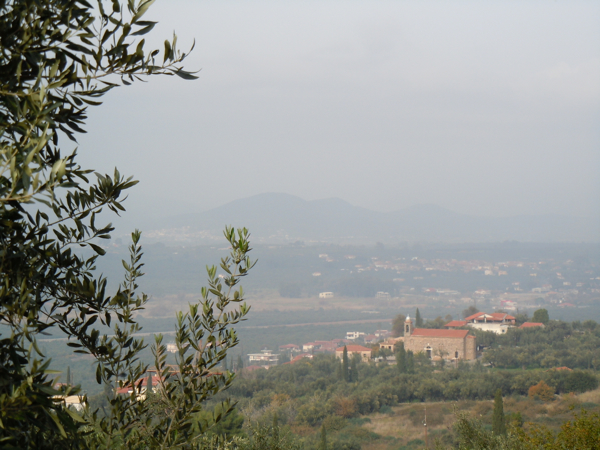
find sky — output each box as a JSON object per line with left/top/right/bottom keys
{"left": 77, "top": 0, "right": 600, "bottom": 227}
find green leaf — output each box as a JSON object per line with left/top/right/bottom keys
{"left": 90, "top": 244, "right": 106, "bottom": 255}
{"left": 133, "top": 0, "right": 156, "bottom": 23}
{"left": 174, "top": 69, "right": 199, "bottom": 80}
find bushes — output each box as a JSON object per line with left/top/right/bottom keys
{"left": 529, "top": 380, "right": 555, "bottom": 401}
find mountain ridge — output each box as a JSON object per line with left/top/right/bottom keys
{"left": 146, "top": 193, "right": 599, "bottom": 244}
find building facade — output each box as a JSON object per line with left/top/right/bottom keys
{"left": 403, "top": 316, "right": 476, "bottom": 361}
{"left": 248, "top": 349, "right": 279, "bottom": 368}
{"left": 335, "top": 345, "right": 372, "bottom": 362}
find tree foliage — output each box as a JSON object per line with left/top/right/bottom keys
{"left": 492, "top": 389, "right": 506, "bottom": 436}
{"left": 463, "top": 306, "right": 479, "bottom": 319}
{"left": 448, "top": 407, "right": 600, "bottom": 450}
{"left": 532, "top": 308, "right": 550, "bottom": 325}
{"left": 528, "top": 380, "right": 555, "bottom": 401}
{"left": 0, "top": 1, "right": 258, "bottom": 448}
{"left": 391, "top": 313, "right": 406, "bottom": 337}
{"left": 342, "top": 346, "right": 349, "bottom": 382}
{"left": 415, "top": 308, "right": 423, "bottom": 327}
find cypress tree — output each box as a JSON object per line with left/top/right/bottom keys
{"left": 492, "top": 389, "right": 506, "bottom": 435}
{"left": 336, "top": 360, "right": 343, "bottom": 380}
{"left": 342, "top": 346, "right": 349, "bottom": 382}
{"left": 319, "top": 424, "right": 327, "bottom": 450}
{"left": 350, "top": 355, "right": 358, "bottom": 382}
{"left": 415, "top": 308, "right": 423, "bottom": 327}
{"left": 66, "top": 366, "right": 71, "bottom": 386}
{"left": 397, "top": 345, "right": 407, "bottom": 373}
{"left": 237, "top": 355, "right": 244, "bottom": 371}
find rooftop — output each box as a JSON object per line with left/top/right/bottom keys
{"left": 411, "top": 328, "right": 470, "bottom": 338}
{"left": 444, "top": 320, "right": 467, "bottom": 327}
{"left": 336, "top": 345, "right": 372, "bottom": 352}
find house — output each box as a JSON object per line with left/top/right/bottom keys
{"left": 284, "top": 353, "right": 314, "bottom": 364}
{"left": 444, "top": 320, "right": 467, "bottom": 328}
{"left": 363, "top": 334, "right": 378, "bottom": 344}
{"left": 403, "top": 316, "right": 476, "bottom": 361}
{"left": 116, "top": 374, "right": 163, "bottom": 399}
{"left": 461, "top": 312, "right": 516, "bottom": 334}
{"left": 335, "top": 345, "right": 372, "bottom": 362}
{"left": 247, "top": 349, "right": 279, "bottom": 368}
{"left": 166, "top": 343, "right": 178, "bottom": 353}
{"left": 319, "top": 292, "right": 334, "bottom": 298}
{"left": 52, "top": 383, "right": 87, "bottom": 411}
{"left": 313, "top": 340, "right": 339, "bottom": 353}
{"left": 303, "top": 342, "right": 317, "bottom": 352}
{"left": 519, "top": 322, "right": 545, "bottom": 329}
{"left": 346, "top": 331, "right": 365, "bottom": 340}
{"left": 374, "top": 329, "right": 390, "bottom": 339}
{"left": 379, "top": 336, "right": 403, "bottom": 352}
{"left": 279, "top": 344, "right": 301, "bottom": 353}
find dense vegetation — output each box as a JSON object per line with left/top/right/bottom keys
{"left": 477, "top": 320, "right": 600, "bottom": 370}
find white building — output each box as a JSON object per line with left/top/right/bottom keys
{"left": 346, "top": 331, "right": 365, "bottom": 340}
{"left": 319, "top": 292, "right": 334, "bottom": 298}
{"left": 247, "top": 349, "right": 279, "bottom": 368}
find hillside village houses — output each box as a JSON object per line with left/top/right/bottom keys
{"left": 270, "top": 313, "right": 480, "bottom": 369}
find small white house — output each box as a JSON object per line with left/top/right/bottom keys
{"left": 248, "top": 349, "right": 279, "bottom": 368}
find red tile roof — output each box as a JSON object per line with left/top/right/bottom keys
{"left": 335, "top": 345, "right": 372, "bottom": 352}
{"left": 116, "top": 375, "right": 164, "bottom": 395}
{"left": 285, "top": 353, "right": 313, "bottom": 364}
{"left": 519, "top": 322, "right": 544, "bottom": 328}
{"left": 464, "top": 312, "right": 515, "bottom": 322}
{"left": 444, "top": 320, "right": 467, "bottom": 327}
{"left": 410, "top": 328, "right": 470, "bottom": 338}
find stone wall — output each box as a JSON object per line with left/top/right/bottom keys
{"left": 404, "top": 336, "right": 476, "bottom": 361}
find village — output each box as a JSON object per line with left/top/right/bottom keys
{"left": 245, "top": 311, "right": 546, "bottom": 370}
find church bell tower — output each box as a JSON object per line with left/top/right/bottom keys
{"left": 404, "top": 315, "right": 413, "bottom": 337}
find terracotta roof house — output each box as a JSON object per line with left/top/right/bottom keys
{"left": 335, "top": 345, "right": 372, "bottom": 362}
{"left": 380, "top": 336, "right": 403, "bottom": 352}
{"left": 279, "top": 344, "right": 301, "bottom": 352}
{"left": 403, "top": 315, "right": 476, "bottom": 361}
{"left": 363, "top": 334, "right": 378, "bottom": 344}
{"left": 116, "top": 374, "right": 164, "bottom": 399}
{"left": 284, "top": 353, "right": 314, "bottom": 364}
{"left": 519, "top": 322, "right": 545, "bottom": 329}
{"left": 444, "top": 320, "right": 467, "bottom": 328}
{"left": 457, "top": 312, "right": 516, "bottom": 335}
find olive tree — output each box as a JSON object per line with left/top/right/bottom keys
{"left": 0, "top": 1, "right": 252, "bottom": 448}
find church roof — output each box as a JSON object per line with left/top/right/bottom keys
{"left": 410, "top": 328, "right": 470, "bottom": 338}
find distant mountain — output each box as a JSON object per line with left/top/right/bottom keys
{"left": 145, "top": 193, "right": 599, "bottom": 244}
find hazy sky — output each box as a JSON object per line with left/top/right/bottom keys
{"left": 77, "top": 0, "right": 600, "bottom": 225}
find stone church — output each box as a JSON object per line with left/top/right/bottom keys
{"left": 402, "top": 316, "right": 476, "bottom": 361}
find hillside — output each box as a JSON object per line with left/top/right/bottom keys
{"left": 143, "top": 193, "right": 599, "bottom": 244}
